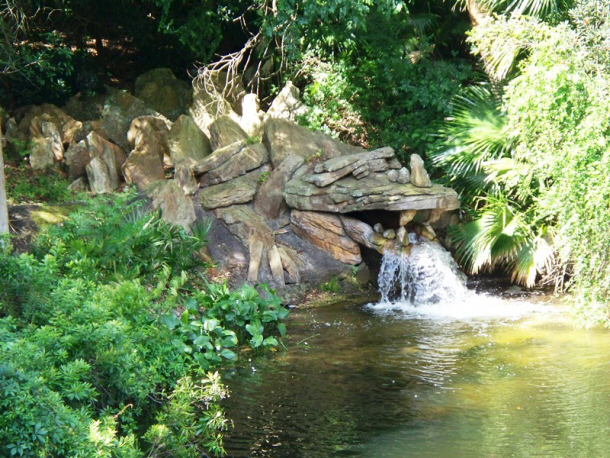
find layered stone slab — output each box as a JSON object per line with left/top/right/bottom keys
{"left": 290, "top": 210, "right": 362, "bottom": 265}
{"left": 199, "top": 167, "right": 268, "bottom": 209}
{"left": 284, "top": 172, "right": 459, "bottom": 213}
{"left": 303, "top": 147, "right": 395, "bottom": 187}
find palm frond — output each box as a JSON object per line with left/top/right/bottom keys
{"left": 433, "top": 84, "right": 513, "bottom": 186}
{"left": 505, "top": 0, "right": 571, "bottom": 18}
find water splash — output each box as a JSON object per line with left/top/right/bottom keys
{"left": 378, "top": 235, "right": 467, "bottom": 305}
{"left": 371, "top": 234, "right": 550, "bottom": 320}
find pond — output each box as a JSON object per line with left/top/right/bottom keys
{"left": 221, "top": 291, "right": 610, "bottom": 458}
{"left": 221, "top": 240, "right": 610, "bottom": 458}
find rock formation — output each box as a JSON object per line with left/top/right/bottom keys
{"left": 8, "top": 72, "right": 460, "bottom": 299}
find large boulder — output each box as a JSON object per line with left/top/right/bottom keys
{"left": 63, "top": 91, "right": 108, "bottom": 122}
{"left": 86, "top": 157, "right": 114, "bottom": 194}
{"left": 276, "top": 229, "right": 356, "bottom": 284}
{"left": 188, "top": 71, "right": 245, "bottom": 137}
{"left": 290, "top": 210, "right": 362, "bottom": 265}
{"left": 199, "top": 208, "right": 250, "bottom": 282}
{"left": 127, "top": 115, "right": 171, "bottom": 166}
{"left": 65, "top": 131, "right": 126, "bottom": 182}
{"left": 64, "top": 140, "right": 90, "bottom": 179}
{"left": 135, "top": 68, "right": 191, "bottom": 121}
{"left": 101, "top": 90, "right": 170, "bottom": 152}
{"left": 214, "top": 205, "right": 275, "bottom": 284}
{"left": 143, "top": 179, "right": 197, "bottom": 230}
{"left": 192, "top": 141, "right": 245, "bottom": 175}
{"left": 209, "top": 116, "right": 248, "bottom": 151}
{"left": 410, "top": 153, "right": 432, "bottom": 188}
{"left": 240, "top": 93, "right": 263, "bottom": 136}
{"left": 29, "top": 121, "right": 63, "bottom": 170}
{"left": 303, "top": 147, "right": 395, "bottom": 187}
{"left": 254, "top": 154, "right": 304, "bottom": 220}
{"left": 265, "top": 81, "right": 309, "bottom": 122}
{"left": 122, "top": 117, "right": 167, "bottom": 189}
{"left": 16, "top": 104, "right": 83, "bottom": 146}
{"left": 263, "top": 118, "right": 363, "bottom": 168}
{"left": 167, "top": 115, "right": 212, "bottom": 165}
{"left": 340, "top": 216, "right": 386, "bottom": 251}
{"left": 198, "top": 166, "right": 268, "bottom": 210}
{"left": 206, "top": 143, "right": 269, "bottom": 185}
{"left": 214, "top": 205, "right": 274, "bottom": 249}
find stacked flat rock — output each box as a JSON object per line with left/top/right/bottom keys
{"left": 284, "top": 169, "right": 459, "bottom": 213}
{"left": 303, "top": 147, "right": 396, "bottom": 187}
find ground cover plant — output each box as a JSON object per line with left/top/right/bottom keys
{"left": 0, "top": 188, "right": 288, "bottom": 457}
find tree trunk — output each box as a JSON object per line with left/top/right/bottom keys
{"left": 0, "top": 135, "right": 9, "bottom": 235}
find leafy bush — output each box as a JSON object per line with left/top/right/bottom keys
{"left": 163, "top": 283, "right": 288, "bottom": 370}
{"left": 299, "top": 46, "right": 474, "bottom": 160}
{"left": 434, "top": 0, "right": 610, "bottom": 316}
{"left": 0, "top": 193, "right": 288, "bottom": 456}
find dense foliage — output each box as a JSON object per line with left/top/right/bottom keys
{"left": 432, "top": 0, "right": 610, "bottom": 323}
{"left": 0, "top": 190, "right": 288, "bottom": 456}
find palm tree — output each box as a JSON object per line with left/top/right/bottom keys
{"left": 458, "top": 0, "right": 572, "bottom": 24}
{"left": 432, "top": 84, "right": 556, "bottom": 287}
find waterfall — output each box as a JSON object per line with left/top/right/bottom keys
{"left": 370, "top": 233, "right": 550, "bottom": 320}
{"left": 378, "top": 234, "right": 467, "bottom": 306}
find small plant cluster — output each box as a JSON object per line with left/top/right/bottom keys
{"left": 4, "top": 161, "right": 75, "bottom": 204}
{"left": 163, "top": 283, "right": 288, "bottom": 370}
{"left": 0, "top": 189, "right": 288, "bottom": 457}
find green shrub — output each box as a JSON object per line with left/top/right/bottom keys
{"left": 0, "top": 192, "right": 288, "bottom": 456}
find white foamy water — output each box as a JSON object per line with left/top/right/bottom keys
{"left": 368, "top": 236, "right": 553, "bottom": 321}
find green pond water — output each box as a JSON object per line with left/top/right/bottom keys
{"left": 221, "top": 292, "right": 610, "bottom": 458}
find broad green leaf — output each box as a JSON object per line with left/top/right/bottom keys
{"left": 220, "top": 349, "right": 237, "bottom": 360}
{"left": 251, "top": 334, "right": 263, "bottom": 348}
{"left": 180, "top": 310, "right": 189, "bottom": 325}
{"left": 160, "top": 314, "right": 180, "bottom": 330}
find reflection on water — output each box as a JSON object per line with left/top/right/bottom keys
{"left": 222, "top": 295, "right": 610, "bottom": 458}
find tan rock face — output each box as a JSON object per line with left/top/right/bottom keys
{"left": 86, "top": 157, "right": 112, "bottom": 194}
{"left": 265, "top": 81, "right": 309, "bottom": 122}
{"left": 167, "top": 115, "right": 212, "bottom": 165}
{"left": 304, "top": 147, "right": 395, "bottom": 187}
{"left": 122, "top": 118, "right": 167, "bottom": 189}
{"left": 263, "top": 118, "right": 364, "bottom": 168}
{"left": 214, "top": 205, "right": 274, "bottom": 249}
{"left": 410, "top": 153, "right": 432, "bottom": 188}
{"left": 29, "top": 121, "right": 63, "bottom": 170}
{"left": 102, "top": 90, "right": 170, "bottom": 152}
{"left": 206, "top": 143, "right": 269, "bottom": 185}
{"left": 284, "top": 172, "right": 459, "bottom": 214}
{"left": 268, "top": 245, "right": 285, "bottom": 286}
{"left": 198, "top": 167, "right": 268, "bottom": 210}
{"left": 143, "top": 179, "right": 196, "bottom": 230}
{"left": 290, "top": 210, "right": 362, "bottom": 265}
{"left": 254, "top": 154, "right": 304, "bottom": 220}
{"left": 18, "top": 104, "right": 83, "bottom": 146}
{"left": 209, "top": 116, "right": 248, "bottom": 151}
{"left": 240, "top": 93, "right": 263, "bottom": 136}
{"left": 135, "top": 68, "right": 191, "bottom": 121}
{"left": 340, "top": 216, "right": 380, "bottom": 250}
{"left": 86, "top": 131, "right": 126, "bottom": 187}
{"left": 193, "top": 141, "right": 245, "bottom": 175}
{"left": 65, "top": 131, "right": 126, "bottom": 183}
{"left": 277, "top": 246, "right": 300, "bottom": 284}
{"left": 247, "top": 240, "right": 265, "bottom": 283}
